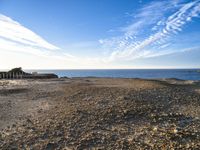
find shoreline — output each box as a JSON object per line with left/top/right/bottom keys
{"left": 1, "top": 78, "right": 200, "bottom": 149}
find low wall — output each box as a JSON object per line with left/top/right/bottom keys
{"left": 0, "top": 72, "right": 58, "bottom": 79}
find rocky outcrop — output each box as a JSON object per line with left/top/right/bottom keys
{"left": 7, "top": 67, "right": 30, "bottom": 75}
{"left": 0, "top": 68, "right": 58, "bottom": 79}
{"left": 23, "top": 73, "right": 58, "bottom": 79}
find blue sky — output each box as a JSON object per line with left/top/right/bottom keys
{"left": 0, "top": 0, "right": 200, "bottom": 69}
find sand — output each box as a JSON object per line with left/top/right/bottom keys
{"left": 0, "top": 78, "right": 200, "bottom": 149}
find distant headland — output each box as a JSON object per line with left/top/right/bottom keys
{"left": 0, "top": 67, "right": 58, "bottom": 79}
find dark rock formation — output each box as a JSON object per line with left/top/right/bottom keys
{"left": 7, "top": 67, "right": 29, "bottom": 75}
{"left": 0, "top": 67, "right": 58, "bottom": 79}
{"left": 23, "top": 73, "right": 58, "bottom": 79}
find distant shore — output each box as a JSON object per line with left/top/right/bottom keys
{"left": 4, "top": 68, "right": 199, "bottom": 80}
{"left": 1, "top": 78, "right": 200, "bottom": 149}
{"left": 0, "top": 67, "right": 58, "bottom": 79}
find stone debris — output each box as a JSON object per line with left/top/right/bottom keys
{"left": 0, "top": 78, "right": 200, "bottom": 149}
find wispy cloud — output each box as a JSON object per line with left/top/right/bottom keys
{"left": 99, "top": 0, "right": 200, "bottom": 62}
{"left": 0, "top": 14, "right": 111, "bottom": 69}
{"left": 0, "top": 0, "right": 199, "bottom": 69}
{"left": 0, "top": 14, "right": 77, "bottom": 60}
{"left": 0, "top": 14, "right": 59, "bottom": 50}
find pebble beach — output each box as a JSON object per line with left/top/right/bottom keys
{"left": 0, "top": 78, "right": 200, "bottom": 149}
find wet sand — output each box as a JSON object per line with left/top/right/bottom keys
{"left": 0, "top": 78, "right": 200, "bottom": 149}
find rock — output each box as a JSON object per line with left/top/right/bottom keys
{"left": 1, "top": 78, "right": 200, "bottom": 149}
{"left": 45, "top": 142, "right": 58, "bottom": 150}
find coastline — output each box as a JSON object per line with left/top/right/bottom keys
{"left": 0, "top": 78, "right": 200, "bottom": 149}
{"left": 23, "top": 68, "right": 200, "bottom": 80}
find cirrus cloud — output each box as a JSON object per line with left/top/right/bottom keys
{"left": 99, "top": 0, "right": 200, "bottom": 62}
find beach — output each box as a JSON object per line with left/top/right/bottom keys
{"left": 0, "top": 78, "right": 200, "bottom": 149}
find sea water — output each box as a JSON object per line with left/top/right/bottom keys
{"left": 25, "top": 69, "right": 200, "bottom": 80}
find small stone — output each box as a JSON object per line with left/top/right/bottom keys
{"left": 153, "top": 127, "right": 158, "bottom": 131}
{"left": 173, "top": 128, "right": 178, "bottom": 134}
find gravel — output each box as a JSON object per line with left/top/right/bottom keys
{"left": 0, "top": 78, "right": 200, "bottom": 149}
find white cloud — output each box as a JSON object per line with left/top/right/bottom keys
{"left": 0, "top": 14, "right": 114, "bottom": 69}
{"left": 99, "top": 0, "right": 200, "bottom": 62}
{"left": 0, "top": 0, "right": 200, "bottom": 69}
{"left": 0, "top": 14, "right": 83, "bottom": 69}
{"left": 0, "top": 14, "right": 59, "bottom": 50}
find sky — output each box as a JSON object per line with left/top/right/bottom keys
{"left": 0, "top": 0, "right": 200, "bottom": 69}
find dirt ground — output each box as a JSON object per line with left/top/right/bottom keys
{"left": 0, "top": 78, "right": 200, "bottom": 149}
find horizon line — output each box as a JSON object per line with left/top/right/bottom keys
{"left": 1, "top": 68, "right": 200, "bottom": 71}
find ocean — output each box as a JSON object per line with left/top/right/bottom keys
{"left": 25, "top": 69, "right": 200, "bottom": 80}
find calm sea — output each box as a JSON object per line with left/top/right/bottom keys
{"left": 25, "top": 69, "right": 200, "bottom": 80}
